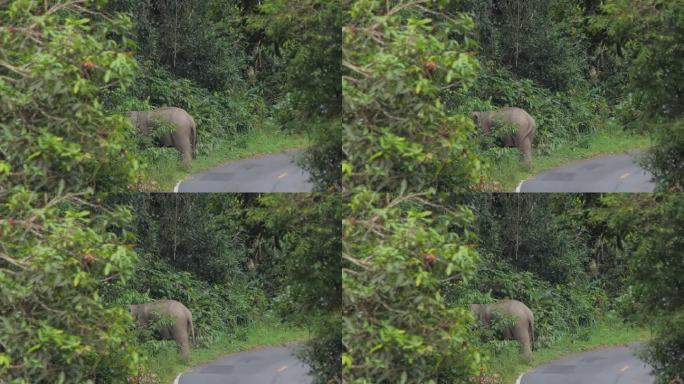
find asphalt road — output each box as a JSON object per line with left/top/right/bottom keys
{"left": 176, "top": 343, "right": 312, "bottom": 384}
{"left": 519, "top": 343, "right": 653, "bottom": 384}
{"left": 517, "top": 151, "right": 655, "bottom": 192}
{"left": 176, "top": 150, "right": 313, "bottom": 192}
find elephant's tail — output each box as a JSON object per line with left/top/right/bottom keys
{"left": 529, "top": 317, "right": 535, "bottom": 351}
{"left": 189, "top": 315, "right": 196, "bottom": 345}
{"left": 191, "top": 120, "right": 197, "bottom": 158}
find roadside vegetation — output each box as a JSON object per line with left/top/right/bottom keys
{"left": 344, "top": 0, "right": 682, "bottom": 192}
{"left": 443, "top": 0, "right": 677, "bottom": 190}
{"left": 99, "top": 193, "right": 340, "bottom": 384}
{"left": 342, "top": 3, "right": 683, "bottom": 383}
{"left": 343, "top": 191, "right": 682, "bottom": 384}
{"left": 1, "top": 3, "right": 340, "bottom": 383}
{"left": 102, "top": 0, "right": 340, "bottom": 191}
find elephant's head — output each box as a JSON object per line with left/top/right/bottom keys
{"left": 470, "top": 303, "right": 499, "bottom": 327}
{"left": 470, "top": 111, "right": 493, "bottom": 135}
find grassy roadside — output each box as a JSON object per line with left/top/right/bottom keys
{"left": 140, "top": 122, "right": 309, "bottom": 191}
{"left": 143, "top": 322, "right": 310, "bottom": 383}
{"left": 481, "top": 320, "right": 651, "bottom": 383}
{"left": 486, "top": 128, "right": 652, "bottom": 191}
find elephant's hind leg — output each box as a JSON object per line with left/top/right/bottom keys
{"left": 517, "top": 327, "right": 532, "bottom": 356}
{"left": 173, "top": 325, "right": 190, "bottom": 359}
{"left": 521, "top": 137, "right": 533, "bottom": 164}
{"left": 174, "top": 135, "right": 192, "bottom": 166}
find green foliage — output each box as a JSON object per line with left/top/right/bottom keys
{"left": 124, "top": 194, "right": 249, "bottom": 284}
{"left": 298, "top": 315, "right": 342, "bottom": 384}
{"left": 0, "top": 1, "right": 140, "bottom": 382}
{"left": 247, "top": 0, "right": 342, "bottom": 191}
{"left": 592, "top": 0, "right": 684, "bottom": 119}
{"left": 252, "top": 0, "right": 341, "bottom": 118}
{"left": 644, "top": 119, "right": 684, "bottom": 191}
{"left": 466, "top": 194, "right": 589, "bottom": 285}
{"left": 591, "top": 0, "right": 684, "bottom": 190}
{"left": 0, "top": 0, "right": 139, "bottom": 193}
{"left": 343, "top": 1, "right": 482, "bottom": 193}
{"left": 343, "top": 193, "right": 481, "bottom": 383}
{"left": 597, "top": 194, "right": 684, "bottom": 383}
{"left": 250, "top": 194, "right": 341, "bottom": 317}
{"left": 107, "top": 0, "right": 248, "bottom": 92}
{"left": 249, "top": 193, "right": 341, "bottom": 383}
{"left": 450, "top": 0, "right": 589, "bottom": 92}
{"left": 1, "top": 194, "right": 139, "bottom": 383}
{"left": 299, "top": 119, "right": 342, "bottom": 191}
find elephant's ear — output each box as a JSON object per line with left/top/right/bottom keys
{"left": 470, "top": 112, "right": 479, "bottom": 124}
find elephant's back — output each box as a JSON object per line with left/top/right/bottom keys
{"left": 151, "top": 107, "right": 194, "bottom": 124}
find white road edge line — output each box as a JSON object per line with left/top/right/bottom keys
{"left": 173, "top": 373, "right": 182, "bottom": 384}
{"left": 515, "top": 373, "right": 524, "bottom": 384}
{"left": 515, "top": 180, "right": 525, "bottom": 193}
{"left": 173, "top": 180, "right": 182, "bottom": 193}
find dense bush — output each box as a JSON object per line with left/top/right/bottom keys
{"left": 343, "top": 193, "right": 481, "bottom": 383}
{"left": 299, "top": 119, "right": 342, "bottom": 191}
{"left": 251, "top": 0, "right": 341, "bottom": 118}
{"left": 343, "top": 0, "right": 482, "bottom": 193}
{"left": 342, "top": 2, "right": 484, "bottom": 382}
{"left": 0, "top": 1, "right": 140, "bottom": 382}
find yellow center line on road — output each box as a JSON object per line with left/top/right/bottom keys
{"left": 620, "top": 172, "right": 631, "bottom": 179}
{"left": 278, "top": 172, "right": 288, "bottom": 179}
{"left": 620, "top": 365, "right": 630, "bottom": 372}
{"left": 277, "top": 365, "right": 288, "bottom": 372}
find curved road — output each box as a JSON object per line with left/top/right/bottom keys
{"left": 176, "top": 150, "right": 312, "bottom": 192}
{"left": 519, "top": 343, "right": 653, "bottom": 384}
{"left": 176, "top": 343, "right": 312, "bottom": 384}
{"left": 517, "top": 151, "right": 654, "bottom": 192}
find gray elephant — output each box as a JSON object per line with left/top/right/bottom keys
{"left": 470, "top": 107, "right": 536, "bottom": 163}
{"left": 127, "top": 107, "right": 197, "bottom": 165}
{"left": 469, "top": 299, "right": 534, "bottom": 356}
{"left": 129, "top": 299, "right": 195, "bottom": 358}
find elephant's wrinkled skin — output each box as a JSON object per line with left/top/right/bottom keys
{"left": 469, "top": 299, "right": 535, "bottom": 356}
{"left": 470, "top": 107, "right": 536, "bottom": 163}
{"left": 127, "top": 107, "right": 197, "bottom": 165}
{"left": 129, "top": 299, "right": 195, "bottom": 358}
